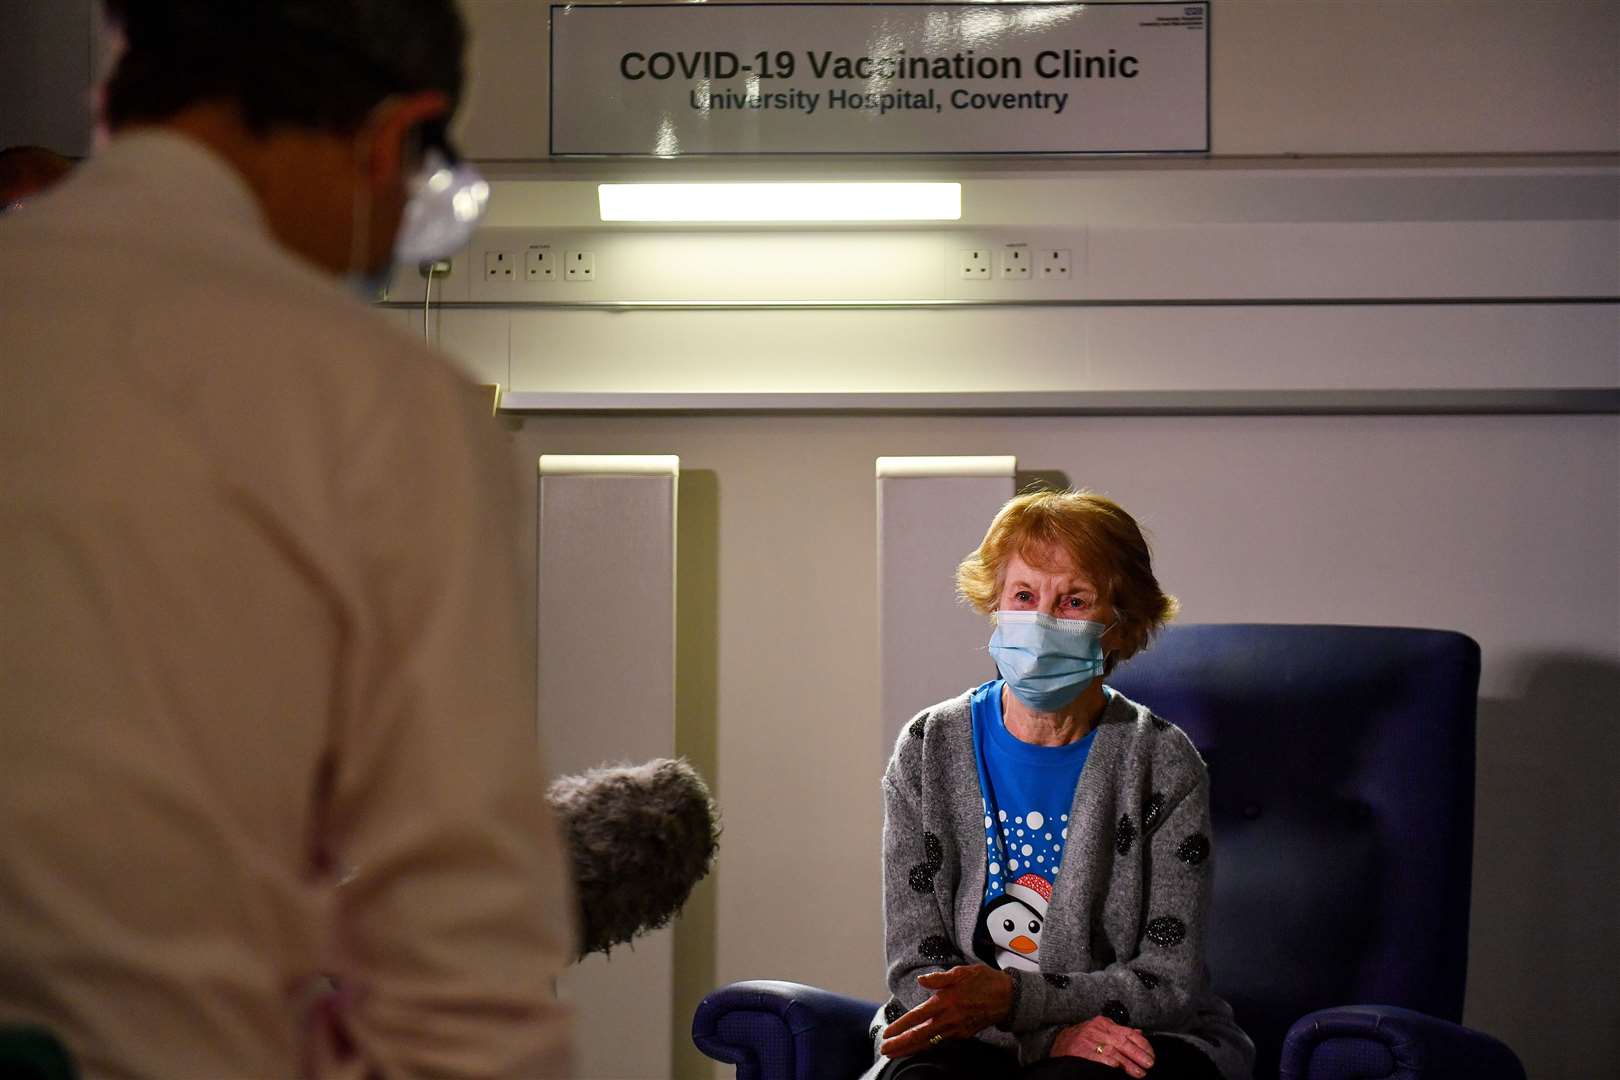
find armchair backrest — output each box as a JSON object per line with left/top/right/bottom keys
{"left": 1107, "top": 624, "right": 1480, "bottom": 1078}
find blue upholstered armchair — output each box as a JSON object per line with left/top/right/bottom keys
{"left": 693, "top": 625, "right": 1527, "bottom": 1080}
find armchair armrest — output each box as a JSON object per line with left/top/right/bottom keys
{"left": 0, "top": 1026, "right": 76, "bottom": 1080}
{"left": 1280, "top": 1004, "right": 1526, "bottom": 1080}
{"left": 692, "top": 980, "right": 879, "bottom": 1080}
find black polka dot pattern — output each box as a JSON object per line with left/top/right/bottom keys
{"left": 869, "top": 1024, "right": 881, "bottom": 1042}
{"left": 1043, "top": 973, "right": 1070, "bottom": 989}
{"left": 1145, "top": 916, "right": 1186, "bottom": 948}
{"left": 908, "top": 832, "right": 945, "bottom": 893}
{"left": 909, "top": 716, "right": 927, "bottom": 740}
{"left": 1131, "top": 968, "right": 1161, "bottom": 990}
{"left": 1143, "top": 792, "right": 1165, "bottom": 832}
{"left": 885, "top": 999, "right": 906, "bottom": 1023}
{"left": 919, "top": 935, "right": 955, "bottom": 962}
{"left": 1101, "top": 1000, "right": 1131, "bottom": 1026}
{"left": 1176, "top": 834, "right": 1210, "bottom": 866}
{"left": 1115, "top": 813, "right": 1137, "bottom": 856}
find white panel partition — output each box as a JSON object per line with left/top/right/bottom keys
{"left": 877, "top": 457, "right": 1017, "bottom": 754}
{"left": 536, "top": 454, "right": 678, "bottom": 1080}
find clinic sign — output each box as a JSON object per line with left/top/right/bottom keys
{"left": 549, "top": 3, "right": 1209, "bottom": 156}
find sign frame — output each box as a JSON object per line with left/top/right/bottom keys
{"left": 547, "top": 1, "right": 1211, "bottom": 158}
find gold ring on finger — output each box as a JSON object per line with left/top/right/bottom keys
{"left": 1096, "top": 1044, "right": 1107, "bottom": 1054}
{"left": 929, "top": 1034, "right": 944, "bottom": 1046}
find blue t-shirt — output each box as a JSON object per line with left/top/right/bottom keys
{"left": 968, "top": 678, "right": 1096, "bottom": 972}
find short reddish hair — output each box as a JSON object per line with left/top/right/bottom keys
{"left": 956, "top": 489, "right": 1178, "bottom": 672}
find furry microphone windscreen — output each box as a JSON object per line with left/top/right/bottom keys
{"left": 547, "top": 757, "right": 720, "bottom": 959}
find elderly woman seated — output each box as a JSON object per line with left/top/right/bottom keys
{"left": 869, "top": 490, "right": 1254, "bottom": 1080}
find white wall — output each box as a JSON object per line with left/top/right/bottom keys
{"left": 456, "top": 0, "right": 1620, "bottom": 158}
{"left": 388, "top": 163, "right": 1618, "bottom": 397}
{"left": 8, "top": 2, "right": 1618, "bottom": 158}
{"left": 407, "top": 7, "right": 1620, "bottom": 1077}
{"left": 6, "top": 2, "right": 1617, "bottom": 1079}
{"left": 502, "top": 412, "right": 1619, "bottom": 1080}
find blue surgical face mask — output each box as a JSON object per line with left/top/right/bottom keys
{"left": 988, "top": 610, "right": 1110, "bottom": 713}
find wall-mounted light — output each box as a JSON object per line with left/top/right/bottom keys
{"left": 598, "top": 182, "right": 961, "bottom": 223}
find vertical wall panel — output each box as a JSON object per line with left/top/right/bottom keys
{"left": 537, "top": 455, "right": 679, "bottom": 1080}
{"left": 877, "top": 457, "right": 1017, "bottom": 754}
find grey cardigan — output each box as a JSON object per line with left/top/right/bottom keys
{"left": 867, "top": 688, "right": 1254, "bottom": 1080}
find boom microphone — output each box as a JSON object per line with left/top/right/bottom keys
{"left": 547, "top": 757, "right": 720, "bottom": 959}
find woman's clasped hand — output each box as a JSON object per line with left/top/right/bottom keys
{"left": 884, "top": 961, "right": 1159, "bottom": 1077}
{"left": 1051, "top": 1015, "right": 1158, "bottom": 1078}
{"left": 879, "top": 964, "right": 1015, "bottom": 1058}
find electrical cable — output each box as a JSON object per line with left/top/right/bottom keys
{"left": 423, "top": 263, "right": 435, "bottom": 342}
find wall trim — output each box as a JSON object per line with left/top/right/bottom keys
{"left": 497, "top": 388, "right": 1620, "bottom": 416}
{"left": 388, "top": 297, "right": 1618, "bottom": 312}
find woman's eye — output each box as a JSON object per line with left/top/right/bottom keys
{"left": 1028, "top": 921, "right": 1041, "bottom": 934}
{"left": 1015, "top": 591, "right": 1033, "bottom": 603}
{"left": 1002, "top": 918, "right": 1015, "bottom": 932}
{"left": 1066, "top": 596, "right": 1087, "bottom": 608}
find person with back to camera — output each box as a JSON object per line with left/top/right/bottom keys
{"left": 868, "top": 490, "right": 1255, "bottom": 1080}
{"left": 0, "top": 3, "right": 575, "bottom": 1076}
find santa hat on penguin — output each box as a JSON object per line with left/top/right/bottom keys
{"left": 1005, "top": 872, "right": 1052, "bottom": 918}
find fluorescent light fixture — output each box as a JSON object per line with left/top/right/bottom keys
{"left": 598, "top": 182, "right": 961, "bottom": 222}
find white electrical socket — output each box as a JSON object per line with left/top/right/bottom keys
{"left": 1038, "top": 249, "right": 1072, "bottom": 279}
{"left": 999, "top": 245, "right": 1031, "bottom": 280}
{"left": 525, "top": 246, "right": 556, "bottom": 281}
{"left": 484, "top": 251, "right": 517, "bottom": 281}
{"left": 565, "top": 251, "right": 595, "bottom": 282}
{"left": 959, "top": 249, "right": 991, "bottom": 280}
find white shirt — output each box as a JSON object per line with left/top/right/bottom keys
{"left": 0, "top": 132, "right": 574, "bottom": 1078}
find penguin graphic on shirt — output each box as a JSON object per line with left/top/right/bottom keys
{"left": 973, "top": 872, "right": 1052, "bottom": 972}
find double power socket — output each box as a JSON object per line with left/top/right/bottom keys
{"left": 959, "top": 244, "right": 1070, "bottom": 281}
{"left": 485, "top": 246, "right": 596, "bottom": 283}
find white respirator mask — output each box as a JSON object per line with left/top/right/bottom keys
{"left": 394, "top": 124, "right": 489, "bottom": 264}
{"left": 348, "top": 121, "right": 488, "bottom": 302}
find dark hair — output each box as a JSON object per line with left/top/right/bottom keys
{"left": 100, "top": 1, "right": 466, "bottom": 135}
{"left": 957, "top": 489, "right": 1179, "bottom": 675}
{"left": 0, "top": 146, "right": 74, "bottom": 207}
